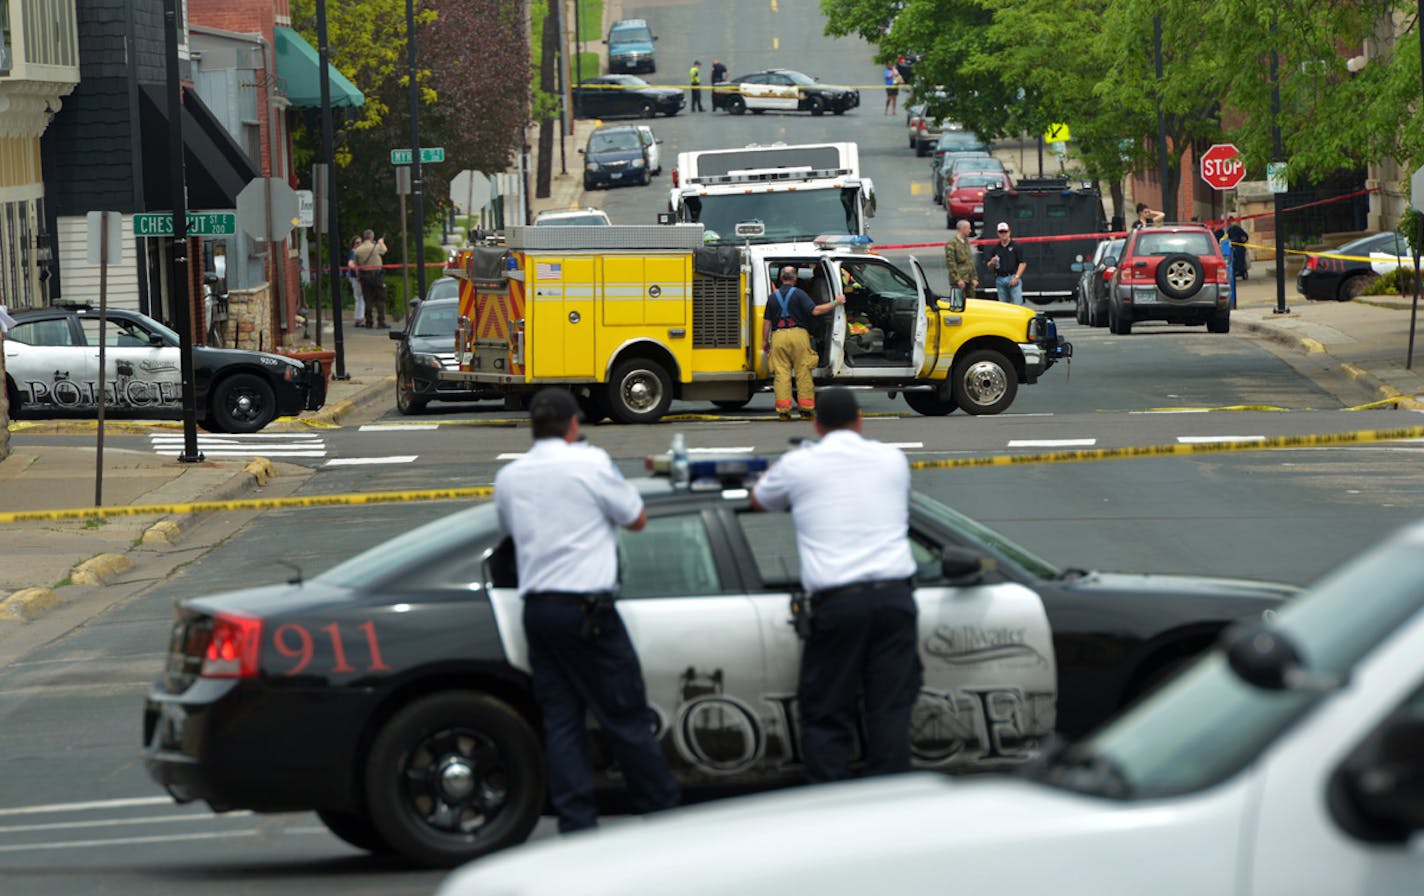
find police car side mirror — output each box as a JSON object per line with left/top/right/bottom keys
{"left": 1339, "top": 707, "right": 1424, "bottom": 836}
{"left": 940, "top": 545, "right": 994, "bottom": 585}
{"left": 149, "top": 332, "right": 166, "bottom": 347}
{"left": 388, "top": 330, "right": 405, "bottom": 341}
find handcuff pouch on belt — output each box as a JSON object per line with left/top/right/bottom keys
{"left": 788, "top": 589, "right": 812, "bottom": 641}
{"left": 579, "top": 593, "right": 616, "bottom": 641}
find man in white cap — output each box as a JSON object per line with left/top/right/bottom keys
{"left": 985, "top": 221, "right": 1026, "bottom": 304}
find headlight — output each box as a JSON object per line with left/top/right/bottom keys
{"left": 631, "top": 158, "right": 645, "bottom": 168}
{"left": 586, "top": 163, "right": 600, "bottom": 172}
{"left": 412, "top": 352, "right": 443, "bottom": 368}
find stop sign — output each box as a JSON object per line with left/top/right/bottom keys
{"left": 1201, "top": 144, "right": 1246, "bottom": 190}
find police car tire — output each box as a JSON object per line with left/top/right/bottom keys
{"left": 606, "top": 358, "right": 673, "bottom": 423}
{"left": 904, "top": 390, "right": 958, "bottom": 416}
{"left": 728, "top": 96, "right": 746, "bottom": 115}
{"left": 364, "top": 692, "right": 545, "bottom": 868}
{"left": 4, "top": 375, "right": 21, "bottom": 419}
{"left": 317, "top": 810, "right": 393, "bottom": 855}
{"left": 808, "top": 97, "right": 825, "bottom": 116}
{"left": 639, "top": 100, "right": 654, "bottom": 118}
{"left": 950, "top": 349, "right": 1017, "bottom": 416}
{"left": 210, "top": 372, "right": 276, "bottom": 434}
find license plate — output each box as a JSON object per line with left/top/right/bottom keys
{"left": 1134, "top": 287, "right": 1158, "bottom": 304}
{"left": 610, "top": 172, "right": 622, "bottom": 180}
{"left": 973, "top": 205, "right": 983, "bottom": 213}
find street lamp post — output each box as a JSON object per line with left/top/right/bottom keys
{"left": 162, "top": 0, "right": 202, "bottom": 462}
{"left": 316, "top": 0, "right": 347, "bottom": 377}
{"left": 1270, "top": 31, "right": 1288, "bottom": 314}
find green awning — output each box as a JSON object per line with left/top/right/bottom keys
{"left": 274, "top": 26, "right": 365, "bottom": 109}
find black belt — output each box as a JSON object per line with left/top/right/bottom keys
{"left": 811, "top": 577, "right": 913, "bottom": 603}
{"left": 525, "top": 590, "right": 614, "bottom": 601}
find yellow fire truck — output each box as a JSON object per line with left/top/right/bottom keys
{"left": 445, "top": 225, "right": 1070, "bottom": 423}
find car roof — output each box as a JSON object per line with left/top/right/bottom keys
{"left": 611, "top": 18, "right": 648, "bottom": 28}
{"left": 593, "top": 124, "right": 638, "bottom": 134}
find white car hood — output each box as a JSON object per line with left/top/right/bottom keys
{"left": 437, "top": 772, "right": 1248, "bottom": 896}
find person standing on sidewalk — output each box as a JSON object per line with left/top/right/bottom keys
{"left": 762, "top": 265, "right": 843, "bottom": 420}
{"left": 688, "top": 60, "right": 704, "bottom": 111}
{"left": 345, "top": 236, "right": 366, "bottom": 327}
{"left": 751, "top": 387, "right": 921, "bottom": 783}
{"left": 986, "top": 222, "right": 1026, "bottom": 305}
{"left": 353, "top": 230, "right": 388, "bottom": 328}
{"left": 944, "top": 219, "right": 979, "bottom": 300}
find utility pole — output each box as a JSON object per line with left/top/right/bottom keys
{"left": 1270, "top": 24, "right": 1288, "bottom": 314}
{"left": 1154, "top": 14, "right": 1173, "bottom": 221}
{"left": 316, "top": 0, "right": 348, "bottom": 377}
{"left": 162, "top": 0, "right": 202, "bottom": 462}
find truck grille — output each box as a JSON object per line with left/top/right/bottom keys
{"left": 693, "top": 274, "right": 741, "bottom": 348}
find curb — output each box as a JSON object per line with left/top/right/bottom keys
{"left": 71, "top": 553, "right": 133, "bottom": 586}
{"left": 1238, "top": 317, "right": 1424, "bottom": 411}
{"left": 285, "top": 374, "right": 395, "bottom": 430}
{"left": 0, "top": 588, "right": 62, "bottom": 622}
{"left": 137, "top": 456, "right": 277, "bottom": 546}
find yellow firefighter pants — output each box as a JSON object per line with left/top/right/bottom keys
{"left": 770, "top": 327, "right": 817, "bottom": 415}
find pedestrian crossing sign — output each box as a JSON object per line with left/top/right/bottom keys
{"left": 1044, "top": 123, "right": 1071, "bottom": 143}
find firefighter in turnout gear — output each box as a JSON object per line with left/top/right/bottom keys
{"left": 762, "top": 265, "right": 843, "bottom": 420}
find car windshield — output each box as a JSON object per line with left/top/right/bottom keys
{"left": 938, "top": 133, "right": 984, "bottom": 149}
{"left": 316, "top": 502, "right": 501, "bottom": 589}
{"left": 615, "top": 75, "right": 649, "bottom": 87}
{"left": 909, "top": 493, "right": 1062, "bottom": 580}
{"left": 1135, "top": 231, "right": 1216, "bottom": 256}
{"left": 611, "top": 25, "right": 652, "bottom": 43}
{"left": 589, "top": 131, "right": 641, "bottom": 153}
{"left": 411, "top": 302, "right": 457, "bottom": 338}
{"left": 1037, "top": 526, "right": 1424, "bottom": 801}
{"left": 783, "top": 70, "right": 817, "bottom": 86}
{"left": 537, "top": 214, "right": 610, "bottom": 226}
{"left": 682, "top": 187, "right": 862, "bottom": 244}
{"left": 425, "top": 279, "right": 459, "bottom": 301}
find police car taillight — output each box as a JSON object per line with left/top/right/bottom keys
{"left": 201, "top": 612, "right": 262, "bottom": 679}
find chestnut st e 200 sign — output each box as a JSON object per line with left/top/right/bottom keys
{"left": 1201, "top": 144, "right": 1246, "bottom": 190}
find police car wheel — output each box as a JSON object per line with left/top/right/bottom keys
{"left": 904, "top": 390, "right": 958, "bottom": 416}
{"left": 317, "top": 810, "right": 394, "bottom": 855}
{"left": 808, "top": 97, "right": 825, "bottom": 116}
{"left": 639, "top": 100, "right": 654, "bottom": 118}
{"left": 951, "top": 349, "right": 1017, "bottom": 415}
{"left": 727, "top": 96, "right": 746, "bottom": 115}
{"left": 364, "top": 692, "right": 545, "bottom": 868}
{"left": 606, "top": 358, "right": 673, "bottom": 423}
{"left": 210, "top": 372, "right": 276, "bottom": 434}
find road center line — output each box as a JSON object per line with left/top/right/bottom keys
{"left": 358, "top": 424, "right": 440, "bottom": 432}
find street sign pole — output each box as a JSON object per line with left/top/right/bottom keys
{"left": 163, "top": 0, "right": 202, "bottom": 463}
{"left": 405, "top": 0, "right": 429, "bottom": 307}
{"left": 396, "top": 166, "right": 412, "bottom": 310}
{"left": 312, "top": 166, "right": 325, "bottom": 343}
{"left": 1270, "top": 37, "right": 1289, "bottom": 315}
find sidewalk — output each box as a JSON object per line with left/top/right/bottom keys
{"left": 0, "top": 313, "right": 397, "bottom": 621}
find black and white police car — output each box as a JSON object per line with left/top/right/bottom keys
{"left": 141, "top": 452, "right": 1294, "bottom": 867}
{"left": 4, "top": 304, "right": 325, "bottom": 432}
{"left": 712, "top": 69, "right": 859, "bottom": 116}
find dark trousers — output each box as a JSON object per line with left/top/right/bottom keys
{"left": 690, "top": 87, "right": 703, "bottom": 111}
{"left": 798, "top": 581, "right": 922, "bottom": 783}
{"left": 359, "top": 273, "right": 387, "bottom": 326}
{"left": 523, "top": 596, "right": 680, "bottom": 832}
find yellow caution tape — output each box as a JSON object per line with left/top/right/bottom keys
{"left": 6, "top": 425, "right": 1422, "bottom": 524}
{"left": 0, "top": 486, "right": 494, "bottom": 525}
{"left": 906, "top": 424, "right": 1424, "bottom": 471}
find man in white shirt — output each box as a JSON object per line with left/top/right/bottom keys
{"left": 751, "top": 387, "right": 921, "bottom": 782}
{"left": 494, "top": 388, "right": 679, "bottom": 831}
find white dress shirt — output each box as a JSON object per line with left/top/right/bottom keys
{"left": 494, "top": 438, "right": 644, "bottom": 597}
{"left": 752, "top": 429, "right": 917, "bottom": 594}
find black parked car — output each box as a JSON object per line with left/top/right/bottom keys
{"left": 389, "top": 295, "right": 493, "bottom": 414}
{"left": 711, "top": 69, "right": 858, "bottom": 116}
{"left": 581, "top": 125, "right": 652, "bottom": 189}
{"left": 1297, "top": 231, "right": 1406, "bottom": 302}
{"left": 4, "top": 304, "right": 324, "bottom": 432}
{"left": 572, "top": 75, "right": 683, "bottom": 119}
{"left": 1073, "top": 237, "right": 1125, "bottom": 328}
{"left": 142, "top": 465, "right": 1294, "bottom": 867}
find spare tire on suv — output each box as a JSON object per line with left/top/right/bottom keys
{"left": 1155, "top": 253, "right": 1205, "bottom": 299}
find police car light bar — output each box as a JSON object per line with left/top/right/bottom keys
{"left": 692, "top": 167, "right": 853, "bottom": 187}
{"left": 812, "top": 234, "right": 874, "bottom": 250}
{"left": 646, "top": 453, "right": 768, "bottom": 490}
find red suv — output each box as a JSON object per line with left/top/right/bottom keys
{"left": 1107, "top": 224, "right": 1230, "bottom": 335}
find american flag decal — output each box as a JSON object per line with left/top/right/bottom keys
{"left": 536, "top": 262, "right": 562, "bottom": 279}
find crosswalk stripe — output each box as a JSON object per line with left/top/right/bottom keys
{"left": 324, "top": 456, "right": 418, "bottom": 466}
{"left": 148, "top": 434, "right": 322, "bottom": 440}
{"left": 1008, "top": 438, "right": 1096, "bottom": 448}
{"left": 148, "top": 433, "right": 327, "bottom": 458}
{"left": 358, "top": 424, "right": 440, "bottom": 432}
{"left": 153, "top": 449, "right": 328, "bottom": 457}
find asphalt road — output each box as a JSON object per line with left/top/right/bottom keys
{"left": 4, "top": 0, "right": 1424, "bottom": 893}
